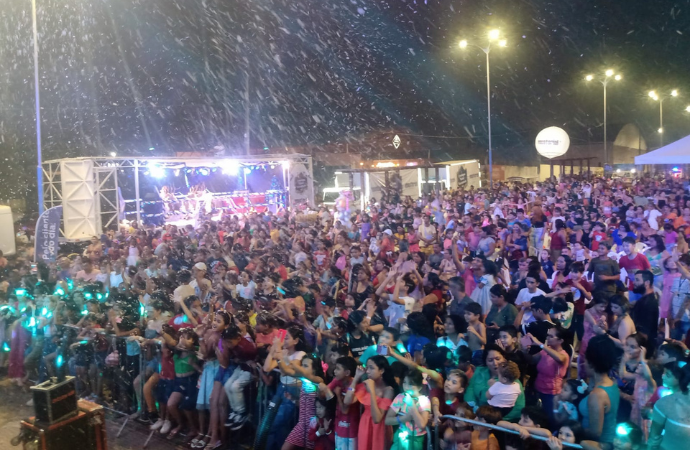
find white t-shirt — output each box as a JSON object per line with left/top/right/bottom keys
{"left": 516, "top": 288, "right": 545, "bottom": 325}
{"left": 236, "top": 281, "right": 256, "bottom": 300}
{"left": 294, "top": 251, "right": 308, "bottom": 266}
{"left": 383, "top": 303, "right": 406, "bottom": 328}
{"left": 109, "top": 272, "right": 124, "bottom": 289}
{"left": 487, "top": 381, "right": 522, "bottom": 408}
{"left": 173, "top": 284, "right": 196, "bottom": 303}
{"left": 645, "top": 209, "right": 662, "bottom": 230}
{"left": 280, "top": 351, "right": 307, "bottom": 385}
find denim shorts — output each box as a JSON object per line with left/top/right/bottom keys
{"left": 173, "top": 374, "right": 199, "bottom": 410}
{"left": 156, "top": 377, "right": 175, "bottom": 404}
{"left": 214, "top": 364, "right": 234, "bottom": 385}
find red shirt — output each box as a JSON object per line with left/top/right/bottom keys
{"left": 563, "top": 277, "right": 593, "bottom": 315}
{"left": 160, "top": 347, "right": 175, "bottom": 380}
{"left": 308, "top": 417, "right": 335, "bottom": 450}
{"left": 328, "top": 378, "right": 360, "bottom": 439}
{"left": 618, "top": 253, "right": 651, "bottom": 290}
{"left": 590, "top": 231, "right": 607, "bottom": 251}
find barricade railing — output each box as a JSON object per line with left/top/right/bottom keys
{"left": 57, "top": 325, "right": 147, "bottom": 437}
{"left": 441, "top": 415, "right": 583, "bottom": 449}
{"left": 49, "top": 324, "right": 280, "bottom": 448}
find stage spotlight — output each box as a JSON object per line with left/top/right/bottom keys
{"left": 244, "top": 167, "right": 251, "bottom": 175}
{"left": 198, "top": 168, "right": 210, "bottom": 176}
{"left": 174, "top": 169, "right": 180, "bottom": 176}
{"left": 270, "top": 164, "right": 275, "bottom": 169}
{"left": 149, "top": 165, "right": 165, "bottom": 178}
{"left": 281, "top": 160, "right": 291, "bottom": 169}
{"left": 219, "top": 160, "right": 239, "bottom": 175}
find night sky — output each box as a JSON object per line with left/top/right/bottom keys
{"left": 1, "top": 0, "right": 689, "bottom": 200}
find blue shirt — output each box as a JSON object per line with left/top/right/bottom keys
{"left": 407, "top": 335, "right": 431, "bottom": 356}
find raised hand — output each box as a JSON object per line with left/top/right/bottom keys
{"left": 363, "top": 378, "right": 376, "bottom": 394}
{"left": 354, "top": 366, "right": 366, "bottom": 381}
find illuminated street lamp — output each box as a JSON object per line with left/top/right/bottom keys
{"left": 458, "top": 29, "right": 507, "bottom": 188}
{"left": 585, "top": 69, "right": 622, "bottom": 167}
{"left": 648, "top": 89, "right": 679, "bottom": 147}
{"left": 30, "top": 0, "right": 43, "bottom": 214}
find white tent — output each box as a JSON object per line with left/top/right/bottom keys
{"left": 635, "top": 134, "right": 690, "bottom": 164}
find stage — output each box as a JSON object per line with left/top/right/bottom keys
{"left": 41, "top": 154, "right": 315, "bottom": 241}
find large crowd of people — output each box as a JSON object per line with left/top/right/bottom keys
{"left": 2, "top": 173, "right": 690, "bottom": 450}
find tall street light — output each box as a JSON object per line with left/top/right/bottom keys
{"left": 585, "top": 69, "right": 621, "bottom": 168}
{"left": 459, "top": 29, "right": 507, "bottom": 189}
{"left": 648, "top": 89, "right": 678, "bottom": 148}
{"left": 31, "top": 0, "right": 43, "bottom": 215}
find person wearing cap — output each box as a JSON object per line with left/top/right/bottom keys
{"left": 191, "top": 262, "right": 212, "bottom": 303}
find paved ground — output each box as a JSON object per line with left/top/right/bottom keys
{"left": 0, "top": 378, "right": 254, "bottom": 450}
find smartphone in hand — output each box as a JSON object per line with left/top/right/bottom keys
{"left": 376, "top": 345, "right": 388, "bottom": 356}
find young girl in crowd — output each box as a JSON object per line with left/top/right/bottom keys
{"left": 553, "top": 378, "right": 587, "bottom": 424}
{"left": 163, "top": 328, "right": 201, "bottom": 440}
{"left": 385, "top": 369, "right": 431, "bottom": 450}
{"left": 281, "top": 353, "right": 326, "bottom": 450}
{"left": 261, "top": 325, "right": 309, "bottom": 450}
{"left": 344, "top": 355, "right": 398, "bottom": 450}
{"left": 618, "top": 333, "right": 656, "bottom": 428}
{"left": 307, "top": 397, "right": 336, "bottom": 450}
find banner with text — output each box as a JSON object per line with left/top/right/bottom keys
{"left": 289, "top": 163, "right": 315, "bottom": 209}
{"left": 34, "top": 206, "right": 62, "bottom": 264}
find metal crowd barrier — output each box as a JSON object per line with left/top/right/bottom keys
{"left": 441, "top": 415, "right": 584, "bottom": 449}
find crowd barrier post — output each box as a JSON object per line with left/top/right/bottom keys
{"left": 115, "top": 337, "right": 146, "bottom": 438}
{"left": 441, "top": 415, "right": 583, "bottom": 449}
{"left": 434, "top": 424, "right": 439, "bottom": 450}
{"left": 143, "top": 343, "right": 162, "bottom": 449}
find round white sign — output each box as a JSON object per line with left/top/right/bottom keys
{"left": 535, "top": 127, "right": 570, "bottom": 159}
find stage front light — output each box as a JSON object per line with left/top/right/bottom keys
{"left": 149, "top": 165, "right": 165, "bottom": 179}
{"left": 220, "top": 160, "right": 239, "bottom": 175}
{"left": 198, "top": 168, "right": 210, "bottom": 176}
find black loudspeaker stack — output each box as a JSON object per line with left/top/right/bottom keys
{"left": 14, "top": 377, "right": 107, "bottom": 450}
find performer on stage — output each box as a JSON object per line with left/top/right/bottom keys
{"left": 333, "top": 190, "right": 353, "bottom": 229}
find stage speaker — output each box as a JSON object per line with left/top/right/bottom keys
{"left": 19, "top": 409, "right": 107, "bottom": 450}
{"left": 30, "top": 376, "right": 78, "bottom": 425}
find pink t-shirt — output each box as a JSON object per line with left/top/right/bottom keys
{"left": 535, "top": 349, "right": 569, "bottom": 395}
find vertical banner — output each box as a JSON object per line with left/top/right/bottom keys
{"left": 288, "top": 163, "right": 314, "bottom": 209}
{"left": 34, "top": 206, "right": 62, "bottom": 264}
{"left": 400, "top": 169, "right": 419, "bottom": 198}
{"left": 449, "top": 162, "right": 481, "bottom": 189}
{"left": 367, "top": 172, "right": 386, "bottom": 201}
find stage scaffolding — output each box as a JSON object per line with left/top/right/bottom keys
{"left": 42, "top": 154, "right": 314, "bottom": 241}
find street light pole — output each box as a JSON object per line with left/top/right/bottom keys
{"left": 648, "top": 89, "right": 678, "bottom": 149}
{"left": 486, "top": 50, "right": 492, "bottom": 189}
{"left": 659, "top": 99, "right": 663, "bottom": 147}
{"left": 32, "top": 0, "right": 44, "bottom": 215}
{"left": 603, "top": 81, "right": 607, "bottom": 167}
{"left": 459, "top": 30, "right": 506, "bottom": 190}
{"left": 585, "top": 70, "right": 621, "bottom": 169}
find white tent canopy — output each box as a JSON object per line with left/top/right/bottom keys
{"left": 635, "top": 134, "right": 690, "bottom": 164}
